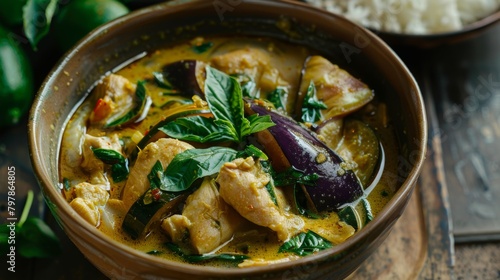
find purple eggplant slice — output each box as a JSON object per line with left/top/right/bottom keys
{"left": 160, "top": 60, "right": 206, "bottom": 97}
{"left": 248, "top": 101, "right": 363, "bottom": 212}
{"left": 296, "top": 56, "right": 374, "bottom": 120}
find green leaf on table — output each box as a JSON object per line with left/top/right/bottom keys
{"left": 23, "top": 0, "right": 58, "bottom": 50}
{"left": 0, "top": 190, "right": 61, "bottom": 258}
{"left": 17, "top": 217, "right": 61, "bottom": 258}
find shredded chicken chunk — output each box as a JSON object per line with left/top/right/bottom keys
{"left": 210, "top": 48, "right": 288, "bottom": 93}
{"left": 81, "top": 133, "right": 122, "bottom": 187}
{"left": 162, "top": 179, "right": 245, "bottom": 254}
{"left": 89, "top": 74, "right": 137, "bottom": 125}
{"left": 122, "top": 138, "right": 194, "bottom": 210}
{"left": 70, "top": 182, "right": 109, "bottom": 226}
{"left": 217, "top": 157, "right": 304, "bottom": 241}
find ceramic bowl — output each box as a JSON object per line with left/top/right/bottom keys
{"left": 28, "top": 0, "right": 427, "bottom": 279}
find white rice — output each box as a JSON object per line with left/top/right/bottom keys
{"left": 305, "top": 0, "right": 500, "bottom": 34}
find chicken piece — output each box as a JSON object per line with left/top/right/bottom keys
{"left": 69, "top": 182, "right": 109, "bottom": 226}
{"left": 217, "top": 157, "right": 304, "bottom": 241}
{"left": 122, "top": 138, "right": 194, "bottom": 210}
{"left": 90, "top": 74, "right": 137, "bottom": 125}
{"left": 162, "top": 215, "right": 191, "bottom": 245}
{"left": 298, "top": 56, "right": 374, "bottom": 119}
{"left": 161, "top": 178, "right": 245, "bottom": 254}
{"left": 210, "top": 47, "right": 288, "bottom": 94}
{"left": 81, "top": 133, "right": 122, "bottom": 186}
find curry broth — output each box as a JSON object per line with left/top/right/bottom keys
{"left": 59, "top": 36, "right": 398, "bottom": 267}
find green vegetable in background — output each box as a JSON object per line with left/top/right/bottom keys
{"left": 53, "top": 0, "right": 130, "bottom": 51}
{"left": 0, "top": 24, "right": 34, "bottom": 128}
{"left": 0, "top": 190, "right": 61, "bottom": 258}
{"left": 23, "top": 0, "right": 58, "bottom": 50}
{"left": 0, "top": 0, "right": 28, "bottom": 26}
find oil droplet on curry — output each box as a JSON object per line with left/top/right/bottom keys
{"left": 59, "top": 36, "right": 399, "bottom": 267}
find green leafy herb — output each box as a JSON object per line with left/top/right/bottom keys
{"left": 361, "top": 198, "right": 374, "bottom": 224}
{"left": 23, "top": 0, "right": 58, "bottom": 50}
{"left": 293, "top": 185, "right": 321, "bottom": 219}
{"left": 105, "top": 81, "right": 150, "bottom": 128}
{"left": 260, "top": 161, "right": 279, "bottom": 206}
{"left": 192, "top": 41, "right": 213, "bottom": 54}
{"left": 165, "top": 242, "right": 248, "bottom": 263}
{"left": 62, "top": 177, "right": 71, "bottom": 191}
{"left": 231, "top": 73, "right": 257, "bottom": 98}
{"left": 236, "top": 144, "right": 268, "bottom": 160}
{"left": 146, "top": 250, "right": 163, "bottom": 255}
{"left": 273, "top": 166, "right": 319, "bottom": 187}
{"left": 153, "top": 147, "right": 238, "bottom": 192}
{"left": 153, "top": 71, "right": 174, "bottom": 89}
{"left": 92, "top": 147, "right": 129, "bottom": 182}
{"left": 0, "top": 190, "right": 61, "bottom": 258}
{"left": 160, "top": 115, "right": 235, "bottom": 143}
{"left": 301, "top": 81, "right": 327, "bottom": 123}
{"left": 279, "top": 230, "right": 332, "bottom": 256}
{"left": 91, "top": 148, "right": 125, "bottom": 164}
{"left": 161, "top": 66, "right": 274, "bottom": 143}
{"left": 267, "top": 86, "right": 288, "bottom": 110}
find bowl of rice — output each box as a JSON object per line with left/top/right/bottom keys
{"left": 303, "top": 0, "right": 500, "bottom": 47}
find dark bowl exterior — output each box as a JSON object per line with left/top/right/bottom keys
{"left": 28, "top": 0, "right": 427, "bottom": 279}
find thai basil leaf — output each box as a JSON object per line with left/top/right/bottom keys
{"left": 157, "top": 147, "right": 238, "bottom": 192}
{"left": 293, "top": 185, "right": 321, "bottom": 219}
{"left": 148, "top": 160, "right": 165, "bottom": 190}
{"left": 205, "top": 66, "right": 275, "bottom": 142}
{"left": 165, "top": 242, "right": 248, "bottom": 263}
{"left": 255, "top": 160, "right": 278, "bottom": 206}
{"left": 91, "top": 148, "right": 125, "bottom": 164}
{"left": 231, "top": 73, "right": 257, "bottom": 98}
{"left": 279, "top": 230, "right": 332, "bottom": 256}
{"left": 162, "top": 66, "right": 274, "bottom": 144}
{"left": 160, "top": 115, "right": 235, "bottom": 143}
{"left": 92, "top": 148, "right": 129, "bottom": 182}
{"left": 62, "top": 177, "right": 71, "bottom": 191}
{"left": 240, "top": 114, "right": 275, "bottom": 138}
{"left": 105, "top": 81, "right": 149, "bottom": 128}
{"left": 111, "top": 160, "right": 129, "bottom": 183}
{"left": 362, "top": 198, "right": 374, "bottom": 224}
{"left": 23, "top": 0, "right": 58, "bottom": 49}
{"left": 153, "top": 71, "right": 174, "bottom": 89}
{"left": 267, "top": 86, "right": 287, "bottom": 110}
{"left": 192, "top": 41, "right": 213, "bottom": 54}
{"left": 205, "top": 66, "right": 243, "bottom": 140}
{"left": 273, "top": 166, "right": 319, "bottom": 187}
{"left": 301, "top": 81, "right": 327, "bottom": 123}
{"left": 236, "top": 144, "right": 268, "bottom": 160}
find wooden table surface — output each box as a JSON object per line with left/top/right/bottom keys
{"left": 1, "top": 5, "right": 500, "bottom": 280}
